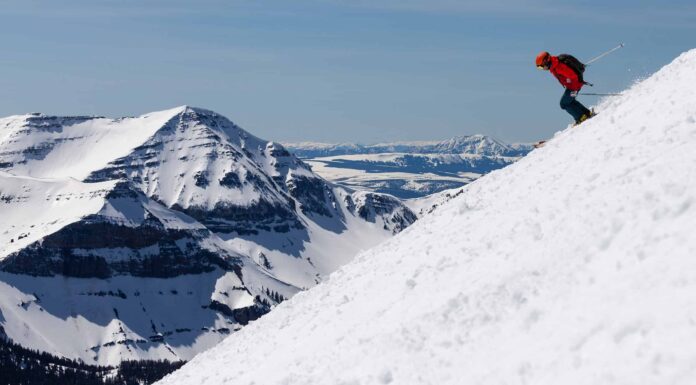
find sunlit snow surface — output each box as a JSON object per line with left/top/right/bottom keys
{"left": 159, "top": 50, "right": 696, "bottom": 384}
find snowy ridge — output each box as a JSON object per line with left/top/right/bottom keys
{"left": 159, "top": 50, "right": 696, "bottom": 384}
{"left": 0, "top": 107, "right": 183, "bottom": 180}
{"left": 86, "top": 108, "right": 297, "bottom": 210}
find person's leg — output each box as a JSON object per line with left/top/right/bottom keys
{"left": 560, "top": 89, "right": 590, "bottom": 122}
{"left": 571, "top": 97, "right": 591, "bottom": 118}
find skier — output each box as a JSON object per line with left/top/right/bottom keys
{"left": 536, "top": 51, "right": 595, "bottom": 125}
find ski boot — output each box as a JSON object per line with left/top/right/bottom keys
{"left": 573, "top": 109, "right": 597, "bottom": 127}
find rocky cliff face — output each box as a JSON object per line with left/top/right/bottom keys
{"left": 0, "top": 182, "right": 237, "bottom": 279}
{"left": 348, "top": 192, "right": 418, "bottom": 234}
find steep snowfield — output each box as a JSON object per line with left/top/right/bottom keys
{"left": 158, "top": 50, "right": 696, "bottom": 384}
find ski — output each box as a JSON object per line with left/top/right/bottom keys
{"left": 535, "top": 110, "right": 597, "bottom": 149}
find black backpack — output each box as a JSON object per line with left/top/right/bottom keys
{"left": 557, "top": 54, "right": 586, "bottom": 84}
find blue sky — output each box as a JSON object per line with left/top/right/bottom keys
{"left": 1, "top": 1, "right": 694, "bottom": 143}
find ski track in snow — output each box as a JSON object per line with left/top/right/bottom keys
{"left": 157, "top": 50, "right": 696, "bottom": 384}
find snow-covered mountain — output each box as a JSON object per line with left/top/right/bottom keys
{"left": 0, "top": 106, "right": 416, "bottom": 367}
{"left": 158, "top": 50, "right": 696, "bottom": 385}
{"left": 284, "top": 135, "right": 531, "bottom": 158}
{"left": 284, "top": 136, "right": 531, "bottom": 199}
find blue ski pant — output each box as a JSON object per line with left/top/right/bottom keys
{"left": 560, "top": 88, "right": 591, "bottom": 122}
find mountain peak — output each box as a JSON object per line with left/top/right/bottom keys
{"left": 177, "top": 105, "right": 214, "bottom": 116}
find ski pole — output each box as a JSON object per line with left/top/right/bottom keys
{"left": 580, "top": 93, "right": 622, "bottom": 96}
{"left": 586, "top": 43, "right": 624, "bottom": 65}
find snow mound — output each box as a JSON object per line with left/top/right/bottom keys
{"left": 158, "top": 51, "right": 696, "bottom": 384}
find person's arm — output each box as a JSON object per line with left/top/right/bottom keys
{"left": 555, "top": 64, "right": 583, "bottom": 91}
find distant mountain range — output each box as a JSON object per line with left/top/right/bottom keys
{"left": 284, "top": 135, "right": 532, "bottom": 158}
{"left": 0, "top": 106, "right": 415, "bottom": 374}
{"left": 283, "top": 136, "right": 533, "bottom": 199}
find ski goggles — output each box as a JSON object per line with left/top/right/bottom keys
{"left": 536, "top": 58, "right": 550, "bottom": 70}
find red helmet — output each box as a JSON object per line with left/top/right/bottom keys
{"left": 535, "top": 51, "right": 551, "bottom": 68}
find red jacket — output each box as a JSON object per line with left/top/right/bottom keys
{"left": 549, "top": 56, "right": 583, "bottom": 91}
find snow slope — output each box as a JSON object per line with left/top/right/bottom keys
{"left": 158, "top": 50, "right": 696, "bottom": 384}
